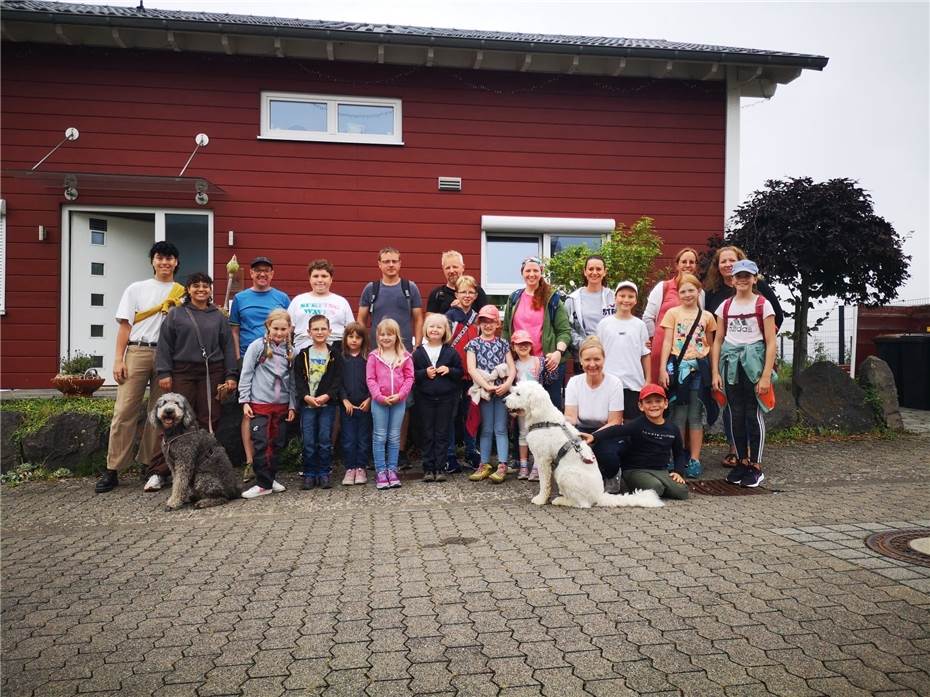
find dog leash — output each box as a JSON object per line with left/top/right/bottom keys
{"left": 527, "top": 421, "right": 596, "bottom": 469}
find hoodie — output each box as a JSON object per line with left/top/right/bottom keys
{"left": 366, "top": 350, "right": 414, "bottom": 405}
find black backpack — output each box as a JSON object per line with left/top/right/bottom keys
{"left": 368, "top": 279, "right": 412, "bottom": 313}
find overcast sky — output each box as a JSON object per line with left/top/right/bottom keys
{"left": 62, "top": 0, "right": 930, "bottom": 300}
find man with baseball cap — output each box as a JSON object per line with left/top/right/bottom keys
{"left": 229, "top": 256, "right": 290, "bottom": 477}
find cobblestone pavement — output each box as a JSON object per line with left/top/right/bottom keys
{"left": 3, "top": 436, "right": 929, "bottom": 696}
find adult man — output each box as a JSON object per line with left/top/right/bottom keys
{"left": 95, "top": 241, "right": 184, "bottom": 494}
{"left": 230, "top": 257, "right": 290, "bottom": 475}
{"left": 426, "top": 250, "right": 488, "bottom": 315}
{"left": 288, "top": 259, "right": 354, "bottom": 352}
{"left": 357, "top": 247, "right": 423, "bottom": 466}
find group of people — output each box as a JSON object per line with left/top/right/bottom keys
{"left": 94, "top": 240, "right": 781, "bottom": 503}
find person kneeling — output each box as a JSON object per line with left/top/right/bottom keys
{"left": 581, "top": 384, "right": 689, "bottom": 500}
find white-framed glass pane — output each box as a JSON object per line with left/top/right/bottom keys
{"left": 90, "top": 230, "right": 105, "bottom": 245}
{"left": 269, "top": 100, "right": 327, "bottom": 132}
{"left": 549, "top": 234, "right": 602, "bottom": 256}
{"left": 486, "top": 236, "right": 541, "bottom": 286}
{"left": 90, "top": 262, "right": 104, "bottom": 275}
{"left": 337, "top": 103, "right": 394, "bottom": 135}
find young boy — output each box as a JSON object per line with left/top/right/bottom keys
{"left": 596, "top": 280, "right": 651, "bottom": 419}
{"left": 582, "top": 384, "right": 689, "bottom": 500}
{"left": 296, "top": 315, "right": 342, "bottom": 490}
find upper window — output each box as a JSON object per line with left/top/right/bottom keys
{"left": 260, "top": 92, "right": 403, "bottom": 145}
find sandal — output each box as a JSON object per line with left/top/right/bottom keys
{"left": 721, "top": 453, "right": 739, "bottom": 468}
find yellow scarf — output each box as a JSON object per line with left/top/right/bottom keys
{"left": 133, "top": 282, "right": 185, "bottom": 323}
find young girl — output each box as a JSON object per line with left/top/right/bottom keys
{"left": 295, "top": 315, "right": 342, "bottom": 491}
{"left": 467, "top": 305, "right": 516, "bottom": 484}
{"left": 510, "top": 329, "right": 541, "bottom": 480}
{"left": 366, "top": 319, "right": 414, "bottom": 490}
{"left": 711, "top": 260, "right": 777, "bottom": 488}
{"left": 658, "top": 273, "right": 717, "bottom": 478}
{"left": 340, "top": 322, "right": 371, "bottom": 486}
{"left": 412, "top": 313, "right": 464, "bottom": 482}
{"left": 239, "top": 309, "right": 297, "bottom": 499}
{"left": 446, "top": 275, "right": 482, "bottom": 472}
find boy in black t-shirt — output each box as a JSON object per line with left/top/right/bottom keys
{"left": 582, "top": 384, "right": 690, "bottom": 500}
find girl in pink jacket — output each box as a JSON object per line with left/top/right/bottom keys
{"left": 366, "top": 319, "right": 414, "bottom": 489}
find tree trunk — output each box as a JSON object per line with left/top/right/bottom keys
{"left": 791, "top": 292, "right": 809, "bottom": 389}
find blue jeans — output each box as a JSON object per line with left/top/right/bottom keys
{"left": 341, "top": 406, "right": 372, "bottom": 471}
{"left": 300, "top": 404, "right": 336, "bottom": 477}
{"left": 479, "top": 396, "right": 509, "bottom": 464}
{"left": 371, "top": 400, "right": 406, "bottom": 474}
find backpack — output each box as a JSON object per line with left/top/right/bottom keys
{"left": 368, "top": 279, "right": 412, "bottom": 314}
{"left": 721, "top": 294, "right": 765, "bottom": 338}
{"left": 508, "top": 288, "right": 564, "bottom": 327}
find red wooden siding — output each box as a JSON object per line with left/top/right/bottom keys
{"left": 1, "top": 44, "right": 725, "bottom": 387}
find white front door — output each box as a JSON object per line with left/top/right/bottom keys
{"left": 67, "top": 212, "right": 154, "bottom": 383}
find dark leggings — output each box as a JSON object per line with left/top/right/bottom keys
{"left": 724, "top": 364, "right": 765, "bottom": 463}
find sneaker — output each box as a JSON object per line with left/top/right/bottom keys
{"left": 685, "top": 458, "right": 703, "bottom": 479}
{"left": 489, "top": 463, "right": 508, "bottom": 484}
{"left": 375, "top": 472, "right": 390, "bottom": 490}
{"left": 528, "top": 465, "right": 539, "bottom": 482}
{"left": 143, "top": 474, "right": 166, "bottom": 492}
{"left": 469, "top": 463, "right": 493, "bottom": 481}
{"left": 740, "top": 465, "right": 765, "bottom": 488}
{"left": 434, "top": 471, "right": 447, "bottom": 483}
{"left": 445, "top": 455, "right": 462, "bottom": 474}
{"left": 318, "top": 474, "right": 332, "bottom": 490}
{"left": 388, "top": 470, "right": 402, "bottom": 488}
{"left": 271, "top": 480, "right": 286, "bottom": 493}
{"left": 354, "top": 468, "right": 368, "bottom": 485}
{"left": 506, "top": 460, "right": 519, "bottom": 474}
{"left": 342, "top": 469, "right": 356, "bottom": 486}
{"left": 302, "top": 476, "right": 316, "bottom": 491}
{"left": 242, "top": 462, "right": 255, "bottom": 483}
{"left": 517, "top": 466, "right": 529, "bottom": 480}
{"left": 242, "top": 485, "right": 271, "bottom": 499}
{"left": 726, "top": 464, "right": 749, "bottom": 485}
{"left": 94, "top": 469, "right": 118, "bottom": 494}
{"left": 466, "top": 450, "right": 481, "bottom": 470}
{"left": 422, "top": 471, "right": 436, "bottom": 482}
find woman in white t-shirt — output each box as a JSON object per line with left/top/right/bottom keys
{"left": 565, "top": 336, "right": 623, "bottom": 434}
{"left": 288, "top": 259, "right": 354, "bottom": 352}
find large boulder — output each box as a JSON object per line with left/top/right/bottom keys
{"left": 764, "top": 381, "right": 798, "bottom": 432}
{"left": 857, "top": 356, "right": 904, "bottom": 430}
{"left": 21, "top": 412, "right": 108, "bottom": 471}
{"left": 1, "top": 410, "right": 24, "bottom": 473}
{"left": 796, "top": 361, "right": 879, "bottom": 433}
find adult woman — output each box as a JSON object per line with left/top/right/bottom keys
{"left": 642, "top": 247, "right": 704, "bottom": 382}
{"left": 445, "top": 275, "right": 482, "bottom": 471}
{"left": 156, "top": 272, "right": 238, "bottom": 435}
{"left": 502, "top": 257, "right": 572, "bottom": 411}
{"left": 703, "top": 245, "right": 784, "bottom": 467}
{"left": 564, "top": 337, "right": 623, "bottom": 434}
{"left": 565, "top": 255, "right": 615, "bottom": 360}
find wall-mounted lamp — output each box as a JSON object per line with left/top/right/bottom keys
{"left": 227, "top": 230, "right": 235, "bottom": 247}
{"left": 38, "top": 225, "right": 47, "bottom": 241}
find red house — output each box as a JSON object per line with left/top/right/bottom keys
{"left": 0, "top": 0, "right": 827, "bottom": 388}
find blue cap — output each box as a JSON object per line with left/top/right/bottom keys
{"left": 732, "top": 259, "right": 759, "bottom": 276}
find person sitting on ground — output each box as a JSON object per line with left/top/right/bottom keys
{"left": 580, "top": 383, "right": 689, "bottom": 501}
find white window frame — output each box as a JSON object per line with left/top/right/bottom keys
{"left": 259, "top": 91, "right": 403, "bottom": 145}
{"left": 480, "top": 215, "right": 615, "bottom": 296}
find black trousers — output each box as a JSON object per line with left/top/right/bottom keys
{"left": 417, "top": 394, "right": 457, "bottom": 473}
{"left": 250, "top": 405, "right": 289, "bottom": 489}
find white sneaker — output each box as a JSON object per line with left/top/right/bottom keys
{"left": 241, "top": 485, "right": 272, "bottom": 499}
{"left": 271, "top": 480, "right": 286, "bottom": 493}
{"left": 143, "top": 474, "right": 166, "bottom": 492}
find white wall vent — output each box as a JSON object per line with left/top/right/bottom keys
{"left": 438, "top": 176, "right": 462, "bottom": 191}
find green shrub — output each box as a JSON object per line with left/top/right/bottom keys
{"left": 59, "top": 350, "right": 98, "bottom": 376}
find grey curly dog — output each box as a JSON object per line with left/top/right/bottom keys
{"left": 150, "top": 393, "right": 241, "bottom": 510}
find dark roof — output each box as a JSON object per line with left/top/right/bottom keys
{"left": 0, "top": 0, "right": 828, "bottom": 69}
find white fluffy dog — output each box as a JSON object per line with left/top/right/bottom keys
{"left": 505, "top": 381, "right": 662, "bottom": 509}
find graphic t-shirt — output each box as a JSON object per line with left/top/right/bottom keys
{"left": 303, "top": 347, "right": 329, "bottom": 397}
{"left": 514, "top": 357, "right": 540, "bottom": 384}
{"left": 715, "top": 296, "right": 775, "bottom": 346}
{"left": 288, "top": 292, "right": 354, "bottom": 350}
{"left": 660, "top": 306, "right": 717, "bottom": 360}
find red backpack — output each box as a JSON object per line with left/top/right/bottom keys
{"left": 721, "top": 295, "right": 765, "bottom": 339}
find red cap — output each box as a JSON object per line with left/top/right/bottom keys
{"left": 638, "top": 383, "right": 666, "bottom": 401}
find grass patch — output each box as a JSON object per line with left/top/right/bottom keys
{"left": 0, "top": 397, "right": 114, "bottom": 446}
{"left": 0, "top": 463, "right": 72, "bottom": 487}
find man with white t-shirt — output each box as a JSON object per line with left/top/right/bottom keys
{"left": 596, "top": 281, "right": 652, "bottom": 420}
{"left": 288, "top": 259, "right": 354, "bottom": 351}
{"left": 95, "top": 241, "right": 184, "bottom": 494}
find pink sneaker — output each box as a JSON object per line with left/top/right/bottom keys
{"left": 387, "top": 470, "right": 402, "bottom": 488}
{"left": 342, "top": 469, "right": 356, "bottom": 486}
{"left": 375, "top": 472, "right": 390, "bottom": 490}
{"left": 518, "top": 466, "right": 529, "bottom": 480}
{"left": 528, "top": 465, "right": 539, "bottom": 481}
{"left": 354, "top": 468, "right": 368, "bottom": 485}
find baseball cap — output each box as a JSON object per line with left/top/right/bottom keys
{"left": 250, "top": 256, "right": 274, "bottom": 268}
{"left": 477, "top": 304, "right": 500, "bottom": 321}
{"left": 732, "top": 259, "right": 759, "bottom": 276}
{"left": 615, "top": 280, "right": 638, "bottom": 294}
{"left": 638, "top": 383, "right": 666, "bottom": 401}
{"left": 510, "top": 329, "right": 533, "bottom": 345}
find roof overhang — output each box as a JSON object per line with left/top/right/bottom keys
{"left": 0, "top": 3, "right": 826, "bottom": 98}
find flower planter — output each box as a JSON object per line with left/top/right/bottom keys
{"left": 51, "top": 374, "right": 106, "bottom": 397}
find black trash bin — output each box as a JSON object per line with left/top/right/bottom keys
{"left": 874, "top": 334, "right": 930, "bottom": 410}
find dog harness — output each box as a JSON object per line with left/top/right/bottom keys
{"left": 527, "top": 421, "right": 596, "bottom": 469}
